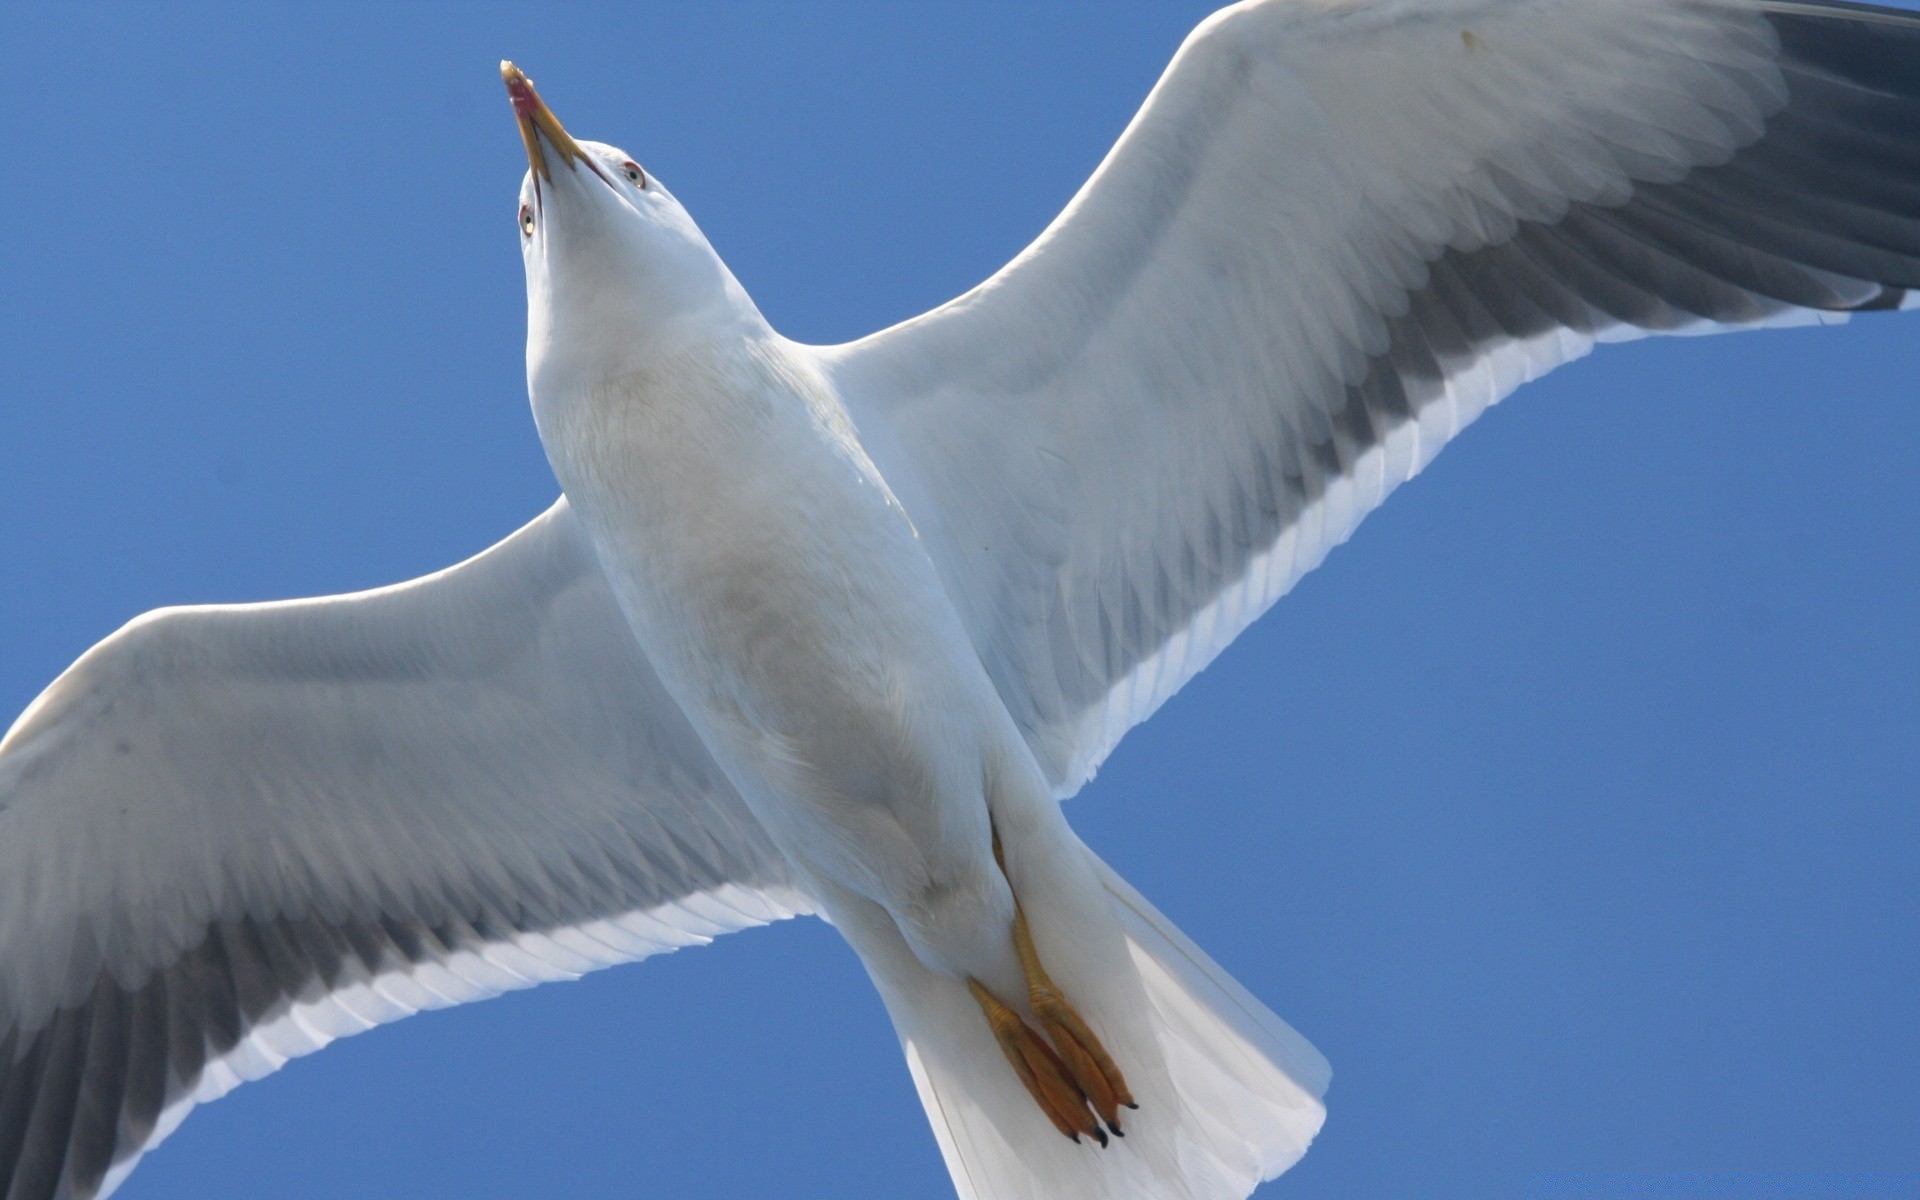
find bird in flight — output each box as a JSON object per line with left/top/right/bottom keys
{"left": 3, "top": 2, "right": 1917, "bottom": 1198}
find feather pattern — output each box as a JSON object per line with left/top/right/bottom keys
{"left": 0, "top": 502, "right": 809, "bottom": 1200}
{"left": 821, "top": 0, "right": 1920, "bottom": 796}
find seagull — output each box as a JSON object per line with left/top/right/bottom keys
{"left": 4, "top": 2, "right": 1918, "bottom": 1198}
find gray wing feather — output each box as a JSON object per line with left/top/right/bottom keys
{"left": 823, "top": 0, "right": 1920, "bottom": 794}
{"left": 0, "top": 501, "right": 807, "bottom": 1200}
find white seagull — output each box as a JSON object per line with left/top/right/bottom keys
{"left": 4, "top": 2, "right": 1918, "bottom": 1198}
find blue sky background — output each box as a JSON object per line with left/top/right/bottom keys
{"left": 3, "top": 4, "right": 1917, "bottom": 1198}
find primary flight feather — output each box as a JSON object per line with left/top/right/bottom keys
{"left": 3, "top": 2, "right": 1917, "bottom": 1198}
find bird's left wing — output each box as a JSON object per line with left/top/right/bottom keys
{"left": 819, "top": 0, "right": 1920, "bottom": 797}
{"left": 0, "top": 499, "right": 810, "bottom": 1200}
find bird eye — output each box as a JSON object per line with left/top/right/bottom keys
{"left": 520, "top": 204, "right": 535, "bottom": 237}
{"left": 621, "top": 161, "right": 646, "bottom": 188}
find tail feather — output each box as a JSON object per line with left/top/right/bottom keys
{"left": 1095, "top": 858, "right": 1328, "bottom": 1185}
{"left": 876, "top": 850, "right": 1327, "bottom": 1200}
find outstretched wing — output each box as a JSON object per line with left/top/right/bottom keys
{"left": 0, "top": 500, "right": 810, "bottom": 1200}
{"left": 820, "top": 0, "right": 1920, "bottom": 795}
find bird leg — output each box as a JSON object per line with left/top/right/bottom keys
{"left": 1010, "top": 892, "right": 1136, "bottom": 1136}
{"left": 968, "top": 978, "right": 1107, "bottom": 1145}
{"left": 967, "top": 829, "right": 1137, "bottom": 1145}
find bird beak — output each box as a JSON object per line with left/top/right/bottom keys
{"left": 501, "top": 61, "right": 601, "bottom": 184}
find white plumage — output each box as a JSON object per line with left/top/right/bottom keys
{"left": 3, "top": 3, "right": 1918, "bottom": 1198}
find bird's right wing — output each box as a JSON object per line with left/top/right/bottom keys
{"left": 822, "top": 0, "right": 1920, "bottom": 799}
{"left": 0, "top": 499, "right": 811, "bottom": 1200}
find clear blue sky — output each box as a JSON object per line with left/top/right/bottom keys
{"left": 3, "top": 4, "right": 1916, "bottom": 1198}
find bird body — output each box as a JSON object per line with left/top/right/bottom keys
{"left": 514, "top": 149, "right": 1027, "bottom": 993}
{"left": 4, "top": 1, "right": 1919, "bottom": 1197}
{"left": 539, "top": 302, "right": 1033, "bottom": 999}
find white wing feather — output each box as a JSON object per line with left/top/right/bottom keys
{"left": 0, "top": 500, "right": 810, "bottom": 1199}
{"left": 820, "top": 0, "right": 1920, "bottom": 795}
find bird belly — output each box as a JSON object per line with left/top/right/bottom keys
{"left": 630, "top": 506, "right": 1029, "bottom": 986}
{"left": 545, "top": 349, "right": 1037, "bottom": 985}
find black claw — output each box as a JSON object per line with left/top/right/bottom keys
{"left": 1124, "top": 1101, "right": 1140, "bottom": 1110}
{"left": 1108, "top": 1122, "right": 1125, "bottom": 1137}
{"left": 1091, "top": 1128, "right": 1109, "bottom": 1148}
{"left": 1068, "top": 1133, "right": 1081, "bottom": 1144}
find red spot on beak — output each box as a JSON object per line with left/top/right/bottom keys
{"left": 506, "top": 76, "right": 539, "bottom": 116}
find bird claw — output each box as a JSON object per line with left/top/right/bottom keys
{"left": 969, "top": 980, "right": 1109, "bottom": 1145}
{"left": 1031, "top": 985, "right": 1135, "bottom": 1136}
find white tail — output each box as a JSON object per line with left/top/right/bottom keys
{"left": 858, "top": 846, "right": 1328, "bottom": 1200}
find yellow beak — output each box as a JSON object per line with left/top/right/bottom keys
{"left": 501, "top": 61, "right": 594, "bottom": 183}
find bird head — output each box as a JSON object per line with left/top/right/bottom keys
{"left": 502, "top": 62, "right": 759, "bottom": 398}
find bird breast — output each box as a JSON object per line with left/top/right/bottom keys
{"left": 534, "top": 333, "right": 1011, "bottom": 900}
